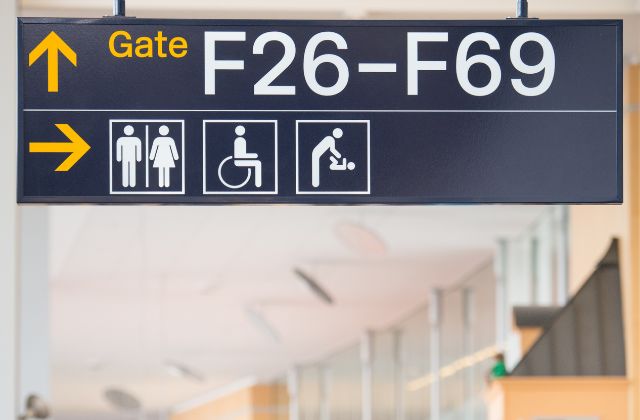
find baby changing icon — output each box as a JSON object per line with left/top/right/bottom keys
{"left": 296, "top": 120, "right": 370, "bottom": 195}
{"left": 110, "top": 120, "right": 185, "bottom": 195}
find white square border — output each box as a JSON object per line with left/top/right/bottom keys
{"left": 295, "top": 120, "right": 371, "bottom": 195}
{"left": 109, "top": 119, "right": 186, "bottom": 195}
{"left": 202, "top": 120, "right": 278, "bottom": 195}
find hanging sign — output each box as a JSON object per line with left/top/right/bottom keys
{"left": 18, "top": 18, "right": 622, "bottom": 204}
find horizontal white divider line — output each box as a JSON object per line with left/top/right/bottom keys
{"left": 23, "top": 109, "right": 618, "bottom": 113}
{"left": 358, "top": 63, "right": 398, "bottom": 73}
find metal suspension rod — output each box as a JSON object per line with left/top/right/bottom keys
{"left": 516, "top": 0, "right": 528, "bottom": 18}
{"left": 113, "top": 0, "right": 125, "bottom": 16}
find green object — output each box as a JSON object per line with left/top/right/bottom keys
{"left": 491, "top": 361, "right": 508, "bottom": 379}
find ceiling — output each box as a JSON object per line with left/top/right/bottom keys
{"left": 49, "top": 205, "right": 545, "bottom": 414}
{"left": 17, "top": 0, "right": 640, "bottom": 17}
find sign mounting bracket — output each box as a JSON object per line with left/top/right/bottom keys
{"left": 508, "top": 0, "right": 538, "bottom": 20}
{"left": 113, "top": 0, "right": 125, "bottom": 17}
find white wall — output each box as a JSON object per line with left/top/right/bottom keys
{"left": 19, "top": 207, "right": 51, "bottom": 406}
{"left": 0, "top": 0, "right": 19, "bottom": 418}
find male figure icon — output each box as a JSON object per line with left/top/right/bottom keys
{"left": 116, "top": 125, "right": 142, "bottom": 188}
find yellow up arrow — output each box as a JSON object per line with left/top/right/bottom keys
{"left": 28, "top": 31, "right": 77, "bottom": 93}
{"left": 29, "top": 124, "right": 90, "bottom": 172}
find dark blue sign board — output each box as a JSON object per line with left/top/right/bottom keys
{"left": 17, "top": 18, "right": 623, "bottom": 204}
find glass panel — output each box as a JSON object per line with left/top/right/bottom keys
{"left": 299, "top": 365, "right": 321, "bottom": 420}
{"left": 400, "top": 308, "right": 430, "bottom": 420}
{"left": 440, "top": 290, "right": 465, "bottom": 420}
{"left": 372, "top": 330, "right": 396, "bottom": 419}
{"left": 469, "top": 263, "right": 497, "bottom": 420}
{"left": 326, "top": 345, "right": 361, "bottom": 420}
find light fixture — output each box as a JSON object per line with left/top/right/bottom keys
{"left": 245, "top": 306, "right": 281, "bottom": 343}
{"left": 406, "top": 345, "right": 499, "bottom": 392}
{"left": 334, "top": 222, "right": 387, "bottom": 256}
{"left": 164, "top": 361, "right": 205, "bottom": 383}
{"left": 293, "top": 268, "right": 334, "bottom": 305}
{"left": 104, "top": 388, "right": 142, "bottom": 412}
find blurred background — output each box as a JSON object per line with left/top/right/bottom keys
{"left": 2, "top": 0, "right": 639, "bottom": 419}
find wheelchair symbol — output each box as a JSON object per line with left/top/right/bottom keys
{"left": 217, "top": 125, "right": 263, "bottom": 190}
{"left": 218, "top": 156, "right": 252, "bottom": 189}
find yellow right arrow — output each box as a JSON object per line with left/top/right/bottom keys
{"left": 29, "top": 124, "right": 90, "bottom": 172}
{"left": 28, "top": 31, "right": 77, "bottom": 93}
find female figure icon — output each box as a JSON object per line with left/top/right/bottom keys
{"left": 149, "top": 125, "right": 179, "bottom": 188}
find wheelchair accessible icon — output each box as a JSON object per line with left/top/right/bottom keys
{"left": 203, "top": 120, "right": 277, "bottom": 195}
{"left": 218, "top": 125, "right": 263, "bottom": 189}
